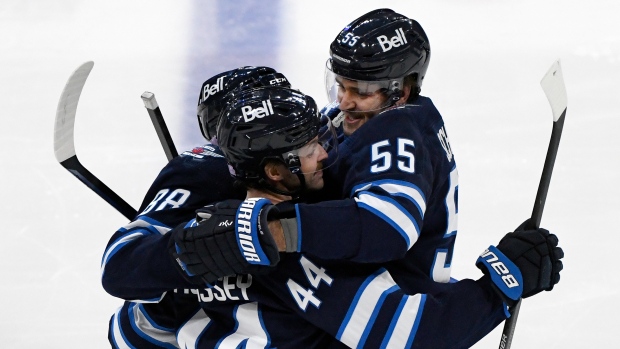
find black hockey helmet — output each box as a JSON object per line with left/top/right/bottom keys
{"left": 217, "top": 86, "right": 338, "bottom": 182}
{"left": 325, "top": 8, "right": 430, "bottom": 103}
{"left": 197, "top": 66, "right": 291, "bottom": 141}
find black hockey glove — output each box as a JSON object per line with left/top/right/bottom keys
{"left": 169, "top": 199, "right": 282, "bottom": 285}
{"left": 169, "top": 200, "right": 244, "bottom": 285}
{"left": 476, "top": 222, "right": 563, "bottom": 306}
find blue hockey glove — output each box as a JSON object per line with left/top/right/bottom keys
{"left": 477, "top": 224, "right": 564, "bottom": 306}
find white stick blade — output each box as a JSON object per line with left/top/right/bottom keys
{"left": 54, "top": 61, "right": 94, "bottom": 162}
{"left": 540, "top": 60, "right": 568, "bottom": 122}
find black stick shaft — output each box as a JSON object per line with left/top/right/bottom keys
{"left": 499, "top": 109, "right": 566, "bottom": 349}
{"left": 61, "top": 155, "right": 137, "bottom": 220}
{"left": 141, "top": 92, "right": 178, "bottom": 161}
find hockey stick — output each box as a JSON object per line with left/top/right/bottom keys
{"left": 498, "top": 60, "right": 567, "bottom": 349}
{"left": 54, "top": 61, "right": 137, "bottom": 220}
{"left": 141, "top": 91, "right": 178, "bottom": 161}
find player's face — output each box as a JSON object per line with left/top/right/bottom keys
{"left": 297, "top": 137, "right": 329, "bottom": 191}
{"left": 336, "top": 78, "right": 389, "bottom": 136}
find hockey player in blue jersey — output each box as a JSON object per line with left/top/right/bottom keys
{"left": 105, "top": 67, "right": 295, "bottom": 348}
{"left": 166, "top": 85, "right": 563, "bottom": 348}
{"left": 163, "top": 9, "right": 562, "bottom": 347}
{"left": 103, "top": 9, "right": 564, "bottom": 348}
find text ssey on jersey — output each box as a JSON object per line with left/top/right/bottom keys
{"left": 177, "top": 274, "right": 253, "bottom": 303}
{"left": 241, "top": 99, "right": 274, "bottom": 122}
{"left": 377, "top": 28, "right": 408, "bottom": 52}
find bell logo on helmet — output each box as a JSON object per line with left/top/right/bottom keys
{"left": 201, "top": 76, "right": 225, "bottom": 102}
{"left": 241, "top": 99, "right": 274, "bottom": 122}
{"left": 377, "top": 28, "right": 408, "bottom": 53}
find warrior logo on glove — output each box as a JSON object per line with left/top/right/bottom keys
{"left": 236, "top": 198, "right": 275, "bottom": 265}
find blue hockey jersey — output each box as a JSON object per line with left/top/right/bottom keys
{"left": 102, "top": 98, "right": 507, "bottom": 348}
{"left": 104, "top": 145, "right": 245, "bottom": 348}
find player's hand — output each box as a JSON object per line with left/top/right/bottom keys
{"left": 168, "top": 199, "right": 280, "bottom": 285}
{"left": 320, "top": 101, "right": 343, "bottom": 127}
{"left": 476, "top": 222, "right": 564, "bottom": 305}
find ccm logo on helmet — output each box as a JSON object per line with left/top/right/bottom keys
{"left": 270, "top": 77, "right": 287, "bottom": 85}
{"left": 480, "top": 249, "right": 520, "bottom": 288}
{"left": 201, "top": 76, "right": 225, "bottom": 103}
{"left": 241, "top": 99, "right": 274, "bottom": 122}
{"left": 377, "top": 28, "right": 408, "bottom": 52}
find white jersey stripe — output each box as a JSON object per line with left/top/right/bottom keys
{"left": 110, "top": 306, "right": 133, "bottom": 349}
{"left": 129, "top": 303, "right": 179, "bottom": 348}
{"left": 381, "top": 294, "right": 426, "bottom": 348}
{"left": 338, "top": 270, "right": 399, "bottom": 348}
{"left": 354, "top": 192, "right": 420, "bottom": 248}
{"left": 216, "top": 302, "right": 270, "bottom": 349}
{"left": 352, "top": 179, "right": 426, "bottom": 217}
{"left": 177, "top": 309, "right": 212, "bottom": 349}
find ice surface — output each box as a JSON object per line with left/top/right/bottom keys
{"left": 1, "top": 0, "right": 618, "bottom": 347}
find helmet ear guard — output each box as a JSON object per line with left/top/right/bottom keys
{"left": 282, "top": 152, "right": 302, "bottom": 174}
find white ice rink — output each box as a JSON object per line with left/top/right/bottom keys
{"left": 2, "top": 0, "right": 618, "bottom": 347}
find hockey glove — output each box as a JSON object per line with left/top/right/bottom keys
{"left": 169, "top": 200, "right": 245, "bottom": 284}
{"left": 476, "top": 224, "right": 564, "bottom": 306}
{"left": 234, "top": 198, "right": 281, "bottom": 266}
{"left": 320, "top": 101, "right": 343, "bottom": 128}
{"left": 169, "top": 199, "right": 284, "bottom": 285}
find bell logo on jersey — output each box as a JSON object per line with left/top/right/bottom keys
{"left": 200, "top": 75, "right": 225, "bottom": 103}
{"left": 377, "top": 28, "right": 408, "bottom": 52}
{"left": 241, "top": 99, "right": 274, "bottom": 123}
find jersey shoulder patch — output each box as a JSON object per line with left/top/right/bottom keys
{"left": 180, "top": 145, "right": 224, "bottom": 159}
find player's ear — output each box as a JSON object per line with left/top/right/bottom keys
{"left": 397, "top": 85, "right": 411, "bottom": 104}
{"left": 263, "top": 161, "right": 286, "bottom": 182}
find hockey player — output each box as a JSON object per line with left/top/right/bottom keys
{"left": 104, "top": 66, "right": 293, "bottom": 348}
{"left": 172, "top": 7, "right": 464, "bottom": 296}
{"left": 167, "top": 86, "right": 563, "bottom": 348}
{"left": 163, "top": 9, "right": 563, "bottom": 347}
{"left": 103, "top": 9, "right": 564, "bottom": 348}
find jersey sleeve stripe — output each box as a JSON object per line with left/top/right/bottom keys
{"left": 128, "top": 303, "right": 178, "bottom": 348}
{"left": 337, "top": 269, "right": 400, "bottom": 348}
{"left": 129, "top": 292, "right": 167, "bottom": 304}
{"left": 101, "top": 232, "right": 148, "bottom": 274}
{"left": 381, "top": 294, "right": 426, "bottom": 349}
{"left": 101, "top": 218, "right": 171, "bottom": 275}
{"left": 295, "top": 203, "right": 302, "bottom": 252}
{"left": 354, "top": 192, "right": 420, "bottom": 248}
{"left": 352, "top": 179, "right": 427, "bottom": 217}
{"left": 110, "top": 306, "right": 135, "bottom": 349}
{"left": 121, "top": 216, "right": 171, "bottom": 233}
{"left": 176, "top": 309, "right": 212, "bottom": 349}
